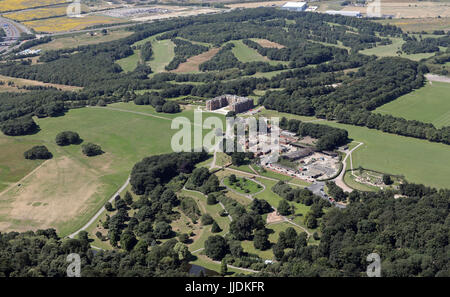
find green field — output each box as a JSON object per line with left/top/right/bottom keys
{"left": 375, "top": 82, "right": 450, "bottom": 128}
{"left": 116, "top": 35, "right": 175, "bottom": 74}
{"left": 230, "top": 40, "right": 287, "bottom": 66}
{"left": 116, "top": 50, "right": 140, "bottom": 72}
{"left": 0, "top": 138, "right": 44, "bottom": 192}
{"left": 325, "top": 122, "right": 450, "bottom": 189}
{"left": 360, "top": 37, "right": 437, "bottom": 61}
{"left": 32, "top": 30, "right": 133, "bottom": 52}
{"left": 149, "top": 39, "right": 175, "bottom": 74}
{"left": 0, "top": 103, "right": 223, "bottom": 235}
{"left": 231, "top": 40, "right": 268, "bottom": 63}
{"left": 223, "top": 176, "right": 262, "bottom": 195}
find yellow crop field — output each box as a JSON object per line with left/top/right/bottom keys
{"left": 4, "top": 5, "right": 89, "bottom": 22}
{"left": 0, "top": 0, "right": 69, "bottom": 13}
{"left": 24, "top": 15, "right": 126, "bottom": 33}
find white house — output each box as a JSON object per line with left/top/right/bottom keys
{"left": 281, "top": 2, "right": 307, "bottom": 12}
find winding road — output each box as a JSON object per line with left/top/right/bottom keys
{"left": 333, "top": 142, "right": 364, "bottom": 193}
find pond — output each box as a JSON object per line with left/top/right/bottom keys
{"left": 188, "top": 264, "right": 219, "bottom": 276}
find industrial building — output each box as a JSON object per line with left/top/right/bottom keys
{"left": 206, "top": 94, "right": 254, "bottom": 113}
{"left": 281, "top": 2, "right": 307, "bottom": 12}
{"left": 325, "top": 10, "right": 362, "bottom": 17}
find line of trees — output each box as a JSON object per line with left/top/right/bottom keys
{"left": 280, "top": 117, "right": 349, "bottom": 151}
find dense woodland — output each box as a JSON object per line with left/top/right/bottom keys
{"left": 258, "top": 185, "right": 450, "bottom": 277}
{"left": 402, "top": 34, "right": 450, "bottom": 54}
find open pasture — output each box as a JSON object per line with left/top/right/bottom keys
{"left": 375, "top": 81, "right": 450, "bottom": 128}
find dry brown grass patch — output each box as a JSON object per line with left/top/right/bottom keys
{"left": 254, "top": 38, "right": 285, "bottom": 49}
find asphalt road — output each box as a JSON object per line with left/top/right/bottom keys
{"left": 67, "top": 177, "right": 131, "bottom": 239}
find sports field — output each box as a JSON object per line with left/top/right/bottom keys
{"left": 376, "top": 81, "right": 450, "bottom": 128}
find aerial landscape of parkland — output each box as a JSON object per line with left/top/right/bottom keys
{"left": 0, "top": 0, "right": 448, "bottom": 284}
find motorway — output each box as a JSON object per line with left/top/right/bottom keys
{"left": 0, "top": 16, "right": 32, "bottom": 54}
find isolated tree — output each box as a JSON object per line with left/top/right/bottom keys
{"left": 250, "top": 198, "right": 272, "bottom": 214}
{"left": 105, "top": 202, "right": 113, "bottom": 212}
{"left": 230, "top": 213, "right": 256, "bottom": 240}
{"left": 304, "top": 213, "right": 318, "bottom": 229}
{"left": 231, "top": 153, "right": 245, "bottom": 166}
{"left": 82, "top": 142, "right": 103, "bottom": 157}
{"left": 23, "top": 145, "right": 52, "bottom": 160}
{"left": 55, "top": 131, "right": 80, "bottom": 146}
{"left": 219, "top": 209, "right": 228, "bottom": 217}
{"left": 313, "top": 232, "right": 320, "bottom": 241}
{"left": 211, "top": 221, "right": 222, "bottom": 233}
{"left": 95, "top": 231, "right": 103, "bottom": 240}
{"left": 295, "top": 232, "right": 308, "bottom": 249}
